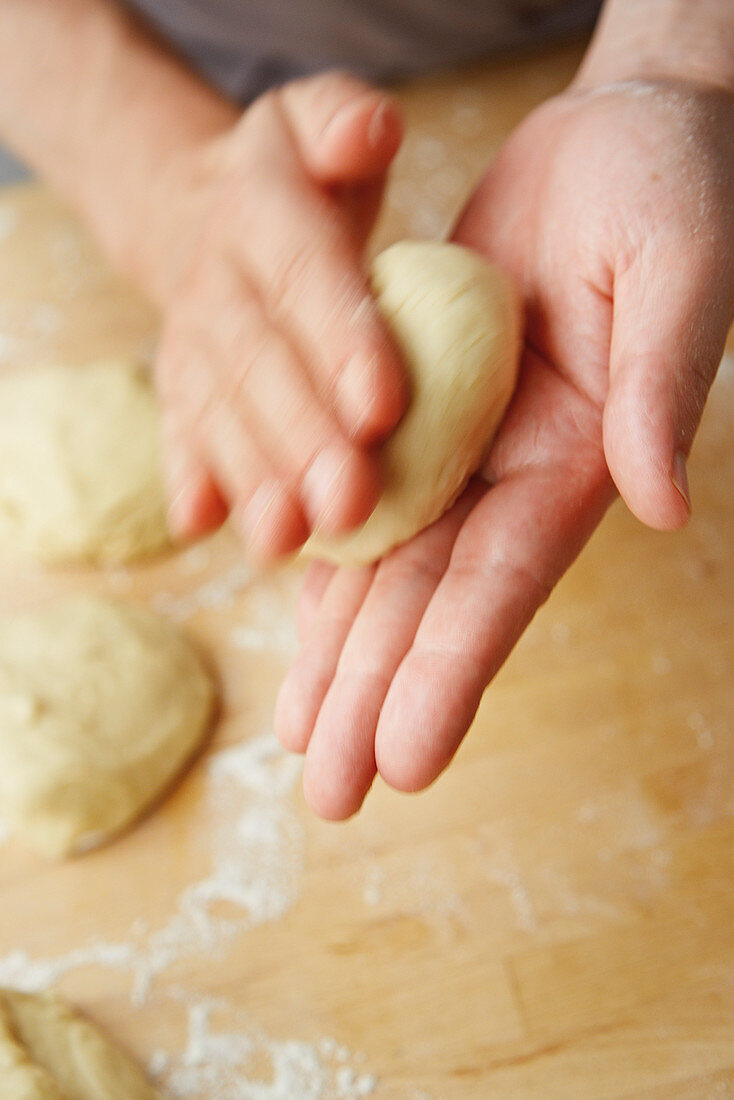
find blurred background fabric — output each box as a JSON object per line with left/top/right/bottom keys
{"left": 0, "top": 146, "right": 29, "bottom": 186}
{"left": 1, "top": 0, "right": 602, "bottom": 185}
{"left": 125, "top": 0, "right": 602, "bottom": 102}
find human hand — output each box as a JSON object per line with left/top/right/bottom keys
{"left": 275, "top": 76, "right": 734, "bottom": 818}
{"left": 146, "top": 72, "right": 407, "bottom": 557}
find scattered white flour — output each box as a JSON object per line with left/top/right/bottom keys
{"left": 0, "top": 204, "right": 17, "bottom": 243}
{"left": 159, "top": 995, "right": 378, "bottom": 1100}
{"left": 575, "top": 801, "right": 599, "bottom": 824}
{"left": 407, "top": 135, "right": 448, "bottom": 172}
{"left": 179, "top": 543, "right": 213, "bottom": 574}
{"left": 362, "top": 865, "right": 384, "bottom": 907}
{"left": 150, "top": 559, "right": 255, "bottom": 620}
{"left": 131, "top": 732, "right": 305, "bottom": 1001}
{"left": 358, "top": 854, "right": 465, "bottom": 937}
{"left": 450, "top": 103, "right": 485, "bottom": 138}
{"left": 687, "top": 710, "right": 714, "bottom": 751}
{"left": 488, "top": 863, "right": 537, "bottom": 933}
{"left": 424, "top": 165, "right": 465, "bottom": 202}
{"left": 406, "top": 205, "right": 450, "bottom": 240}
{"left": 651, "top": 652, "right": 672, "bottom": 676}
{"left": 649, "top": 847, "right": 673, "bottom": 870}
{"left": 229, "top": 587, "right": 299, "bottom": 655}
{"left": 550, "top": 620, "right": 571, "bottom": 646}
{"left": 27, "top": 300, "right": 64, "bottom": 336}
{"left": 102, "top": 567, "right": 135, "bottom": 593}
{"left": 49, "top": 228, "right": 84, "bottom": 272}
{"left": 387, "top": 179, "right": 420, "bottom": 215}
{"left": 0, "top": 727, "right": 389, "bottom": 1098}
{"left": 0, "top": 731, "right": 305, "bottom": 1004}
{"left": 0, "top": 330, "right": 23, "bottom": 363}
{"left": 389, "top": 131, "right": 455, "bottom": 239}
{"left": 0, "top": 941, "right": 137, "bottom": 992}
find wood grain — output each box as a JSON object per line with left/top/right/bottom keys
{"left": 0, "top": 38, "right": 732, "bottom": 1099}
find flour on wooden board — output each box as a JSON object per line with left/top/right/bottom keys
{"left": 150, "top": 559, "right": 256, "bottom": 621}
{"left": 0, "top": 731, "right": 304, "bottom": 1001}
{"left": 229, "top": 585, "right": 300, "bottom": 655}
{"left": 0, "top": 730, "right": 367, "bottom": 1095}
{"left": 130, "top": 733, "right": 306, "bottom": 1001}
{"left": 150, "top": 994, "right": 380, "bottom": 1100}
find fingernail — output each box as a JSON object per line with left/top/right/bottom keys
{"left": 302, "top": 444, "right": 350, "bottom": 529}
{"left": 321, "top": 97, "right": 362, "bottom": 141}
{"left": 240, "top": 478, "right": 287, "bottom": 546}
{"left": 671, "top": 451, "right": 691, "bottom": 510}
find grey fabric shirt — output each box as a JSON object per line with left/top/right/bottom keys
{"left": 126, "top": 0, "right": 602, "bottom": 102}
{"left": 0, "top": 0, "right": 602, "bottom": 184}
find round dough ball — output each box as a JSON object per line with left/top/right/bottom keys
{"left": 0, "top": 596, "right": 215, "bottom": 858}
{"left": 0, "top": 987, "right": 162, "bottom": 1099}
{"left": 304, "top": 240, "right": 521, "bottom": 566}
{"left": 0, "top": 360, "right": 169, "bottom": 565}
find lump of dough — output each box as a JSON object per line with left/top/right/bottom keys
{"left": 0, "top": 987, "right": 162, "bottom": 1099}
{"left": 0, "top": 596, "right": 215, "bottom": 858}
{"left": 0, "top": 360, "right": 169, "bottom": 565}
{"left": 304, "top": 240, "right": 521, "bottom": 566}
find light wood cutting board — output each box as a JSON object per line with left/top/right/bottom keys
{"left": 0, "top": 39, "right": 733, "bottom": 1100}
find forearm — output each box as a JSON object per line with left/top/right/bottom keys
{"left": 0, "top": 0, "right": 237, "bottom": 295}
{"left": 575, "top": 0, "right": 734, "bottom": 94}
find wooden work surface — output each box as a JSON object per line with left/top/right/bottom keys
{"left": 1, "top": 39, "right": 734, "bottom": 1099}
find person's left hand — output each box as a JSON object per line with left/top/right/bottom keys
{"left": 275, "top": 77, "right": 734, "bottom": 818}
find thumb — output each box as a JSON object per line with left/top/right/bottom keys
{"left": 603, "top": 251, "right": 731, "bottom": 530}
{"left": 280, "top": 71, "right": 402, "bottom": 185}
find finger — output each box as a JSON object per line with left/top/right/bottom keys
{"left": 297, "top": 561, "right": 337, "bottom": 642}
{"left": 199, "top": 397, "right": 309, "bottom": 560}
{"left": 224, "top": 296, "right": 382, "bottom": 534}
{"left": 374, "top": 365, "right": 615, "bottom": 793}
{"left": 301, "top": 485, "right": 484, "bottom": 820}
{"left": 274, "top": 564, "right": 375, "bottom": 754}
{"left": 159, "top": 418, "right": 228, "bottom": 540}
{"left": 236, "top": 106, "right": 408, "bottom": 445}
{"left": 164, "top": 265, "right": 381, "bottom": 539}
{"left": 279, "top": 71, "right": 403, "bottom": 184}
{"left": 604, "top": 245, "right": 733, "bottom": 530}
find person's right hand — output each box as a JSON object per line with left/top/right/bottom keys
{"left": 141, "top": 72, "right": 407, "bottom": 558}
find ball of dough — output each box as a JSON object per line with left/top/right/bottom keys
{"left": 0, "top": 596, "right": 215, "bottom": 858}
{"left": 304, "top": 240, "right": 521, "bottom": 566}
{"left": 0, "top": 987, "right": 162, "bottom": 1099}
{"left": 0, "top": 360, "right": 169, "bottom": 565}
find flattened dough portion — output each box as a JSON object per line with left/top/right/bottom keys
{"left": 0, "top": 596, "right": 215, "bottom": 858}
{"left": 0, "top": 988, "right": 161, "bottom": 1099}
{"left": 0, "top": 360, "right": 169, "bottom": 564}
{"left": 305, "top": 240, "right": 521, "bottom": 566}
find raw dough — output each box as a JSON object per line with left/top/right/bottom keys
{"left": 305, "top": 240, "right": 520, "bottom": 566}
{"left": 0, "top": 360, "right": 169, "bottom": 565}
{"left": 0, "top": 987, "right": 161, "bottom": 1099}
{"left": 0, "top": 596, "right": 215, "bottom": 858}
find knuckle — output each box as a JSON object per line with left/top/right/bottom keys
{"left": 228, "top": 332, "right": 272, "bottom": 404}
{"left": 241, "top": 88, "right": 278, "bottom": 135}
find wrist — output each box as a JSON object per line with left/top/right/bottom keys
{"left": 59, "top": 2, "right": 239, "bottom": 305}
{"left": 574, "top": 0, "right": 734, "bottom": 97}
{"left": 107, "top": 123, "right": 235, "bottom": 306}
